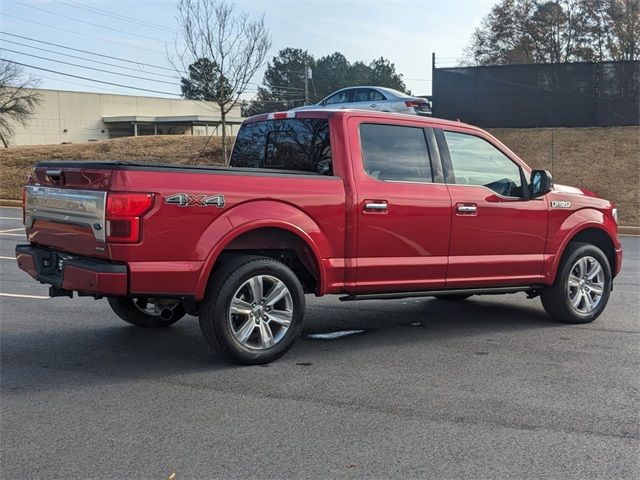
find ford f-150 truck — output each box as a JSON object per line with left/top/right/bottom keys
{"left": 16, "top": 110, "right": 622, "bottom": 364}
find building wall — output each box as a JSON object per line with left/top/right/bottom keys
{"left": 9, "top": 89, "right": 242, "bottom": 145}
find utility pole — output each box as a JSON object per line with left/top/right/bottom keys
{"left": 304, "top": 60, "right": 310, "bottom": 105}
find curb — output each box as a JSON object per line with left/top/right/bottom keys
{"left": 619, "top": 226, "right": 640, "bottom": 236}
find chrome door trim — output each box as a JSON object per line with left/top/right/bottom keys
{"left": 364, "top": 201, "right": 388, "bottom": 211}
{"left": 456, "top": 204, "right": 477, "bottom": 214}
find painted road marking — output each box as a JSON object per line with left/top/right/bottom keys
{"left": 0, "top": 293, "right": 50, "bottom": 299}
{"left": 0, "top": 217, "right": 22, "bottom": 220}
{"left": 0, "top": 228, "right": 25, "bottom": 233}
{"left": 0, "top": 256, "right": 16, "bottom": 260}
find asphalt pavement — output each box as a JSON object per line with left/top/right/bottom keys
{"left": 1, "top": 206, "right": 638, "bottom": 479}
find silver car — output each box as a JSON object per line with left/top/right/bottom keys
{"left": 293, "top": 86, "right": 431, "bottom": 115}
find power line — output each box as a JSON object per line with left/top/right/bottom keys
{"left": 0, "top": 47, "right": 179, "bottom": 86}
{"left": 0, "top": 32, "right": 178, "bottom": 72}
{"left": 3, "top": 14, "right": 170, "bottom": 56}
{"left": 12, "top": 0, "right": 172, "bottom": 45}
{"left": 2, "top": 59, "right": 182, "bottom": 97}
{"left": 36, "top": 73, "right": 141, "bottom": 96}
{"left": 59, "top": 0, "right": 175, "bottom": 33}
{"left": 0, "top": 38, "right": 180, "bottom": 79}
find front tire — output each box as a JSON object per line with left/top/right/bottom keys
{"left": 107, "top": 297, "right": 186, "bottom": 327}
{"left": 199, "top": 256, "right": 305, "bottom": 365}
{"left": 541, "top": 242, "right": 611, "bottom": 324}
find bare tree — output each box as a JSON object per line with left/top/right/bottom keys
{"left": 0, "top": 60, "right": 41, "bottom": 148}
{"left": 173, "top": 0, "right": 271, "bottom": 161}
{"left": 606, "top": 0, "right": 640, "bottom": 60}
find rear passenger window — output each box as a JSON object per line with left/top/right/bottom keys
{"left": 230, "top": 119, "right": 332, "bottom": 175}
{"left": 353, "top": 88, "right": 386, "bottom": 102}
{"left": 360, "top": 124, "right": 432, "bottom": 182}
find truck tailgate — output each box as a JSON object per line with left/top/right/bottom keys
{"left": 24, "top": 166, "right": 113, "bottom": 258}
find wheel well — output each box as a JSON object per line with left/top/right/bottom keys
{"left": 567, "top": 228, "right": 616, "bottom": 275}
{"left": 213, "top": 227, "right": 319, "bottom": 293}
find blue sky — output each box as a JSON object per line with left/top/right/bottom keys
{"left": 0, "top": 0, "right": 495, "bottom": 99}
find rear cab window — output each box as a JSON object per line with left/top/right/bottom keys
{"left": 230, "top": 118, "right": 332, "bottom": 175}
{"left": 360, "top": 123, "right": 433, "bottom": 183}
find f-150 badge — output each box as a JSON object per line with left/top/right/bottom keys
{"left": 165, "top": 193, "right": 225, "bottom": 208}
{"left": 551, "top": 200, "right": 571, "bottom": 208}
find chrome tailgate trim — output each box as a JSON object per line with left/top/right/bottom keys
{"left": 24, "top": 186, "right": 107, "bottom": 242}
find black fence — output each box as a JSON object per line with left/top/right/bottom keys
{"left": 432, "top": 61, "right": 640, "bottom": 128}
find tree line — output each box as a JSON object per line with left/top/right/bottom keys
{"left": 1, "top": 0, "right": 638, "bottom": 148}
{"left": 242, "top": 49, "right": 407, "bottom": 116}
{"left": 466, "top": 0, "right": 639, "bottom": 65}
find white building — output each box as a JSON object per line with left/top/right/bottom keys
{"left": 9, "top": 88, "right": 244, "bottom": 146}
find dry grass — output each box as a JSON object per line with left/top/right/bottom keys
{"left": 0, "top": 136, "right": 226, "bottom": 201}
{"left": 1, "top": 127, "right": 638, "bottom": 224}
{"left": 489, "top": 126, "right": 639, "bottom": 225}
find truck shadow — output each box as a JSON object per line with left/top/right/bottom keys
{"left": 1, "top": 295, "right": 557, "bottom": 392}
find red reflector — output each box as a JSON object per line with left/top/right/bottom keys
{"left": 405, "top": 100, "right": 425, "bottom": 108}
{"left": 107, "top": 193, "right": 153, "bottom": 217}
{"left": 108, "top": 219, "right": 132, "bottom": 237}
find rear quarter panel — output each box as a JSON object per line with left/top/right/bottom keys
{"left": 108, "top": 168, "right": 345, "bottom": 297}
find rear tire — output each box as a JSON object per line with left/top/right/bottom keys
{"left": 541, "top": 242, "right": 611, "bottom": 324}
{"left": 107, "top": 297, "right": 186, "bottom": 328}
{"left": 199, "top": 255, "right": 305, "bottom": 365}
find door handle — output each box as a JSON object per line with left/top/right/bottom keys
{"left": 456, "top": 203, "right": 477, "bottom": 215}
{"left": 364, "top": 200, "right": 388, "bottom": 212}
{"left": 45, "top": 169, "right": 64, "bottom": 186}
{"left": 370, "top": 103, "right": 378, "bottom": 108}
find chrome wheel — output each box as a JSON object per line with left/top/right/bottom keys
{"left": 228, "top": 275, "right": 293, "bottom": 350}
{"left": 567, "top": 256, "right": 605, "bottom": 314}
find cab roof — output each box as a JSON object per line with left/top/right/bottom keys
{"left": 243, "top": 108, "right": 476, "bottom": 131}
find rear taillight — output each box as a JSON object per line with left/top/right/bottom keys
{"left": 405, "top": 99, "right": 426, "bottom": 108}
{"left": 106, "top": 192, "right": 154, "bottom": 243}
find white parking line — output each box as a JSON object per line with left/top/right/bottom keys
{"left": 0, "top": 293, "right": 50, "bottom": 299}
{"left": 0, "top": 256, "right": 16, "bottom": 260}
{"left": 0, "top": 228, "right": 24, "bottom": 233}
{"left": 0, "top": 217, "right": 22, "bottom": 220}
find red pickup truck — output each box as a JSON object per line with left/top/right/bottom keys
{"left": 16, "top": 110, "right": 622, "bottom": 364}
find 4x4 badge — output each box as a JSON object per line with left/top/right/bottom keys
{"left": 165, "top": 193, "right": 225, "bottom": 208}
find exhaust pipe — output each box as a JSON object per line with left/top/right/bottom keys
{"left": 160, "top": 308, "right": 174, "bottom": 321}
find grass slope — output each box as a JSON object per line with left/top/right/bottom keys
{"left": 1, "top": 126, "right": 638, "bottom": 224}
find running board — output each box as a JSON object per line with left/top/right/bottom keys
{"left": 339, "top": 285, "right": 542, "bottom": 302}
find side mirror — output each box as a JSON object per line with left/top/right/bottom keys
{"left": 530, "top": 169, "right": 553, "bottom": 198}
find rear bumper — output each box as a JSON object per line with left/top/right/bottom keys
{"left": 15, "top": 244, "right": 127, "bottom": 296}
